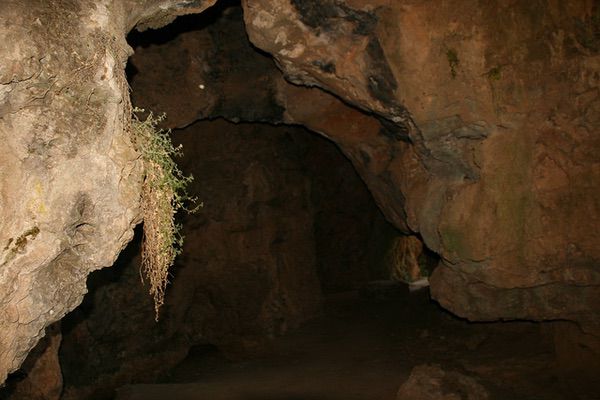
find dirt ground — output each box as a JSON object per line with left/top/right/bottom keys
{"left": 115, "top": 286, "right": 599, "bottom": 400}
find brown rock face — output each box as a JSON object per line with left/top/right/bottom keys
{"left": 241, "top": 0, "right": 600, "bottom": 330}
{"left": 0, "top": 322, "right": 62, "bottom": 400}
{"left": 396, "top": 364, "right": 490, "bottom": 400}
{"left": 131, "top": 0, "right": 600, "bottom": 330}
{"left": 170, "top": 121, "right": 323, "bottom": 346}
{"left": 126, "top": 3, "right": 403, "bottom": 292}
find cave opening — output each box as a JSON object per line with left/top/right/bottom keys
{"left": 1, "top": 2, "right": 597, "bottom": 400}
{"left": 55, "top": 3, "right": 450, "bottom": 397}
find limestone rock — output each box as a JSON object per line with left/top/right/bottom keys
{"left": 396, "top": 364, "right": 490, "bottom": 400}
{"left": 0, "top": 322, "right": 62, "bottom": 400}
{"left": 133, "top": 0, "right": 600, "bottom": 331}
{"left": 0, "top": 0, "right": 216, "bottom": 385}
{"left": 0, "top": 0, "right": 140, "bottom": 384}
{"left": 2, "top": 0, "right": 600, "bottom": 386}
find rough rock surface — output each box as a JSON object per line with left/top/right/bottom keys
{"left": 0, "top": 0, "right": 138, "bottom": 384}
{"left": 396, "top": 364, "right": 489, "bottom": 400}
{"left": 0, "top": 322, "right": 62, "bottom": 400}
{"left": 240, "top": 0, "right": 600, "bottom": 330}
{"left": 127, "top": 4, "right": 400, "bottom": 291}
{"left": 167, "top": 121, "right": 323, "bottom": 348}
{"left": 0, "top": 0, "right": 217, "bottom": 385}
{"left": 304, "top": 129, "right": 397, "bottom": 291}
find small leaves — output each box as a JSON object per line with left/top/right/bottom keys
{"left": 131, "top": 107, "right": 198, "bottom": 321}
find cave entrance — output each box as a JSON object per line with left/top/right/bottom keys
{"left": 56, "top": 2, "right": 448, "bottom": 398}
{"left": 1, "top": 2, "right": 575, "bottom": 400}
{"left": 122, "top": 0, "right": 438, "bottom": 299}
{"left": 58, "top": 115, "right": 420, "bottom": 400}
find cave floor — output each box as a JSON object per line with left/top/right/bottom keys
{"left": 115, "top": 287, "right": 592, "bottom": 400}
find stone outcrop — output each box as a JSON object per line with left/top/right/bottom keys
{"left": 396, "top": 364, "right": 490, "bottom": 400}
{"left": 0, "top": 0, "right": 137, "bottom": 384}
{"left": 128, "top": 4, "right": 397, "bottom": 292}
{"left": 0, "top": 0, "right": 217, "bottom": 385}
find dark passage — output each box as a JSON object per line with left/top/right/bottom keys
{"left": 56, "top": 117, "right": 408, "bottom": 399}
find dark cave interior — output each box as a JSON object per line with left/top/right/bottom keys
{"left": 1, "top": 2, "right": 599, "bottom": 400}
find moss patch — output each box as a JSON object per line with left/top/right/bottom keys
{"left": 446, "top": 48, "right": 459, "bottom": 79}
{"left": 1, "top": 226, "right": 40, "bottom": 266}
{"left": 486, "top": 66, "right": 502, "bottom": 81}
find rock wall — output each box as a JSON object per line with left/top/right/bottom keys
{"left": 0, "top": 0, "right": 138, "bottom": 384}
{"left": 240, "top": 0, "right": 600, "bottom": 330}
{"left": 0, "top": 322, "right": 62, "bottom": 400}
{"left": 127, "top": 1, "right": 398, "bottom": 293}
{"left": 0, "top": 0, "right": 217, "bottom": 385}
{"left": 303, "top": 133, "right": 396, "bottom": 292}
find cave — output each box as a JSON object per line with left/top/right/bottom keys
{"left": 0, "top": 1, "right": 599, "bottom": 400}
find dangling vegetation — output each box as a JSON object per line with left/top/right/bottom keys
{"left": 130, "top": 107, "right": 199, "bottom": 321}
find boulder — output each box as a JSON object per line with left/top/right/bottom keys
{"left": 396, "top": 364, "right": 489, "bottom": 400}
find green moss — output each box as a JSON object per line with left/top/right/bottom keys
{"left": 446, "top": 48, "right": 460, "bottom": 79}
{"left": 487, "top": 66, "right": 502, "bottom": 81}
{"left": 1, "top": 226, "right": 40, "bottom": 266}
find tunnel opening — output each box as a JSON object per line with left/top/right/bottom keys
{"left": 1, "top": 1, "right": 598, "bottom": 400}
